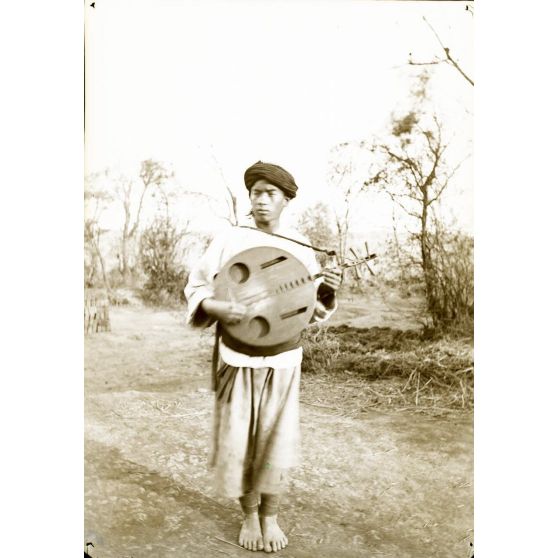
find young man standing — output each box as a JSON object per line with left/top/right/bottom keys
{"left": 185, "top": 161, "right": 341, "bottom": 552}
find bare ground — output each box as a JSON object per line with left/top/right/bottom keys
{"left": 85, "top": 296, "right": 473, "bottom": 558}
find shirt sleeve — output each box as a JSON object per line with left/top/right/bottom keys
{"left": 184, "top": 233, "right": 226, "bottom": 328}
{"left": 310, "top": 292, "right": 338, "bottom": 324}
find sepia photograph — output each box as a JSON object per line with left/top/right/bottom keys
{"left": 84, "top": 1, "right": 474, "bottom": 556}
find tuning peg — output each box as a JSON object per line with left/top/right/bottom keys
{"left": 351, "top": 242, "right": 374, "bottom": 275}
{"left": 349, "top": 247, "right": 362, "bottom": 279}
{"left": 364, "top": 242, "right": 375, "bottom": 276}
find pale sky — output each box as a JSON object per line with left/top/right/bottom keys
{"left": 85, "top": 0, "right": 473, "bottom": 234}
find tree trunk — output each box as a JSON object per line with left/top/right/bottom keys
{"left": 121, "top": 234, "right": 130, "bottom": 282}
{"left": 420, "top": 186, "right": 437, "bottom": 326}
{"left": 94, "top": 239, "right": 111, "bottom": 296}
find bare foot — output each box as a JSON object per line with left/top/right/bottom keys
{"left": 261, "top": 515, "right": 288, "bottom": 553}
{"left": 239, "top": 512, "right": 264, "bottom": 552}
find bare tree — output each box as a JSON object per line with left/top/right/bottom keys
{"left": 84, "top": 218, "right": 111, "bottom": 292}
{"left": 363, "top": 75, "right": 470, "bottom": 328}
{"left": 112, "top": 159, "right": 172, "bottom": 282}
{"left": 84, "top": 175, "right": 113, "bottom": 293}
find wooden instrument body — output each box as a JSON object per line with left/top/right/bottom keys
{"left": 213, "top": 246, "right": 317, "bottom": 347}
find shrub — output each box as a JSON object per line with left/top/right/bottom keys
{"left": 380, "top": 226, "right": 474, "bottom": 336}
{"left": 139, "top": 217, "right": 187, "bottom": 306}
{"left": 426, "top": 228, "right": 474, "bottom": 335}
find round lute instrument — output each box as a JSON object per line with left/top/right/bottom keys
{"left": 213, "top": 246, "right": 316, "bottom": 346}
{"left": 213, "top": 245, "right": 377, "bottom": 347}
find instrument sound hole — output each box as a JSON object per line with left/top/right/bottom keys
{"left": 260, "top": 255, "right": 287, "bottom": 269}
{"left": 280, "top": 307, "right": 308, "bottom": 320}
{"left": 228, "top": 263, "right": 250, "bottom": 284}
{"left": 248, "top": 316, "right": 270, "bottom": 338}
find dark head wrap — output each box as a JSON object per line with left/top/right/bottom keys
{"left": 244, "top": 161, "right": 298, "bottom": 199}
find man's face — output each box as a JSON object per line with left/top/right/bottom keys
{"left": 249, "top": 179, "right": 289, "bottom": 225}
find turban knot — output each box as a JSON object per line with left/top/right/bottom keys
{"left": 244, "top": 161, "right": 298, "bottom": 199}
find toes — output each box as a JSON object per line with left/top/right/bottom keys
{"left": 272, "top": 541, "right": 278, "bottom": 552}
{"left": 264, "top": 542, "right": 272, "bottom": 553}
{"left": 257, "top": 539, "right": 264, "bottom": 551}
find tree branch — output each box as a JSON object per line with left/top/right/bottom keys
{"left": 408, "top": 58, "right": 443, "bottom": 67}
{"left": 386, "top": 191, "right": 422, "bottom": 220}
{"left": 444, "top": 47, "right": 474, "bottom": 87}
{"left": 382, "top": 146, "right": 420, "bottom": 175}
{"left": 210, "top": 148, "right": 238, "bottom": 225}
{"left": 400, "top": 144, "right": 424, "bottom": 185}
{"left": 422, "top": 16, "right": 474, "bottom": 86}
{"left": 129, "top": 180, "right": 148, "bottom": 239}
{"left": 427, "top": 153, "right": 471, "bottom": 206}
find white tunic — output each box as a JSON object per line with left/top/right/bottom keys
{"left": 184, "top": 224, "right": 337, "bottom": 496}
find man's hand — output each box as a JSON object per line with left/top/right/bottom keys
{"left": 201, "top": 298, "right": 247, "bottom": 325}
{"left": 315, "top": 268, "right": 342, "bottom": 316}
{"left": 322, "top": 268, "right": 342, "bottom": 292}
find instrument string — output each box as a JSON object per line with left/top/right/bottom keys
{"left": 232, "top": 254, "right": 378, "bottom": 307}
{"left": 236, "top": 225, "right": 337, "bottom": 256}
{"left": 236, "top": 226, "right": 377, "bottom": 272}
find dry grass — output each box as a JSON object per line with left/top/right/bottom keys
{"left": 301, "top": 324, "right": 473, "bottom": 416}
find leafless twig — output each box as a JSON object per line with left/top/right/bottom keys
{"left": 409, "top": 16, "right": 474, "bottom": 87}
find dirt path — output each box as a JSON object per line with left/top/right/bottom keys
{"left": 85, "top": 305, "right": 473, "bottom": 558}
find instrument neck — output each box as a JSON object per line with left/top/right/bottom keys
{"left": 314, "top": 254, "right": 377, "bottom": 278}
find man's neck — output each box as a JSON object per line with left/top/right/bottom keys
{"left": 254, "top": 218, "right": 281, "bottom": 234}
